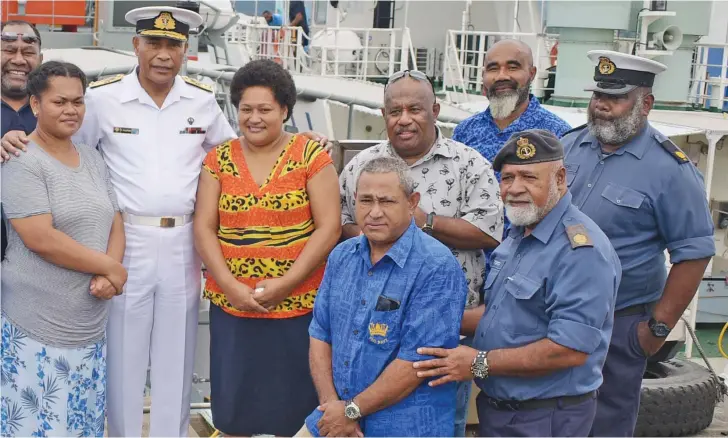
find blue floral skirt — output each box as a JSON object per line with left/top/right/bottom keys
{"left": 1, "top": 314, "right": 107, "bottom": 437}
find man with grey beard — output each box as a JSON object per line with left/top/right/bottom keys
{"left": 561, "top": 50, "right": 715, "bottom": 437}
{"left": 413, "top": 129, "right": 620, "bottom": 437}
{"left": 451, "top": 37, "right": 571, "bottom": 436}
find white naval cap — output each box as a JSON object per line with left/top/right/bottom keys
{"left": 125, "top": 6, "right": 203, "bottom": 42}
{"left": 584, "top": 50, "right": 667, "bottom": 95}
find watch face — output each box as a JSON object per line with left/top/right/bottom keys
{"left": 345, "top": 405, "right": 358, "bottom": 418}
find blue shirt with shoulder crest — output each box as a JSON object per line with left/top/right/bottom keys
{"left": 473, "top": 191, "right": 621, "bottom": 400}
{"left": 305, "top": 220, "right": 468, "bottom": 437}
{"left": 562, "top": 122, "right": 715, "bottom": 311}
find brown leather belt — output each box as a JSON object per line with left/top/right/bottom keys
{"left": 481, "top": 390, "right": 596, "bottom": 411}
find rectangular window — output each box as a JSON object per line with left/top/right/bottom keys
{"left": 373, "top": 0, "right": 394, "bottom": 29}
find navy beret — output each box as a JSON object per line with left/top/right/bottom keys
{"left": 493, "top": 129, "right": 564, "bottom": 172}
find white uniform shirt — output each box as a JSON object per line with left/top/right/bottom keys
{"left": 73, "top": 72, "right": 237, "bottom": 216}
{"left": 339, "top": 130, "right": 505, "bottom": 308}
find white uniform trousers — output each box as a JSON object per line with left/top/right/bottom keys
{"left": 106, "top": 221, "right": 201, "bottom": 437}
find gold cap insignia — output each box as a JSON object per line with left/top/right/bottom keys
{"left": 516, "top": 137, "right": 536, "bottom": 160}
{"left": 598, "top": 57, "right": 616, "bottom": 75}
{"left": 154, "top": 12, "right": 176, "bottom": 31}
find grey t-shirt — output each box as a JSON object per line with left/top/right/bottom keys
{"left": 1, "top": 141, "right": 120, "bottom": 348}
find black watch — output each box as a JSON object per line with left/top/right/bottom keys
{"left": 422, "top": 212, "right": 435, "bottom": 235}
{"left": 648, "top": 317, "right": 671, "bottom": 338}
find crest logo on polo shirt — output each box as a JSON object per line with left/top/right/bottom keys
{"left": 598, "top": 57, "right": 616, "bottom": 75}
{"left": 368, "top": 322, "right": 389, "bottom": 344}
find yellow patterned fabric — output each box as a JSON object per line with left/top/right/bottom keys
{"left": 201, "top": 135, "right": 332, "bottom": 318}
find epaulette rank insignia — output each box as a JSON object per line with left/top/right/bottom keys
{"left": 89, "top": 74, "right": 125, "bottom": 88}
{"left": 658, "top": 138, "right": 690, "bottom": 165}
{"left": 182, "top": 76, "right": 214, "bottom": 92}
{"left": 565, "top": 224, "right": 594, "bottom": 249}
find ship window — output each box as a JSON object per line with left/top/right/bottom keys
{"left": 373, "top": 0, "right": 394, "bottom": 29}
{"left": 313, "top": 0, "right": 328, "bottom": 25}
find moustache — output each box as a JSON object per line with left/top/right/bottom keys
{"left": 489, "top": 80, "right": 518, "bottom": 94}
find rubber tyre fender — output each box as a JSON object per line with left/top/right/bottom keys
{"left": 635, "top": 358, "right": 721, "bottom": 437}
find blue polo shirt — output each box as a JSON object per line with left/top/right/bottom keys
{"left": 473, "top": 192, "right": 621, "bottom": 400}
{"left": 306, "top": 220, "right": 468, "bottom": 437}
{"left": 453, "top": 95, "right": 571, "bottom": 278}
{"left": 1, "top": 100, "right": 36, "bottom": 138}
{"left": 562, "top": 123, "right": 715, "bottom": 311}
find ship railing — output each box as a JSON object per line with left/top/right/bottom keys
{"left": 689, "top": 42, "right": 728, "bottom": 112}
{"left": 442, "top": 29, "right": 559, "bottom": 103}
{"left": 225, "top": 21, "right": 417, "bottom": 81}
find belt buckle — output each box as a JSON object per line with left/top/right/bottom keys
{"left": 160, "top": 217, "right": 176, "bottom": 228}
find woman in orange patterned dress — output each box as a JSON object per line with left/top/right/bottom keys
{"left": 193, "top": 59, "right": 341, "bottom": 436}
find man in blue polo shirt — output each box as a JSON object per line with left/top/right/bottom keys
{"left": 1, "top": 20, "right": 43, "bottom": 262}
{"left": 299, "top": 156, "right": 468, "bottom": 437}
{"left": 450, "top": 38, "right": 571, "bottom": 436}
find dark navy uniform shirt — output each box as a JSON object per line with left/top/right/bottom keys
{"left": 306, "top": 220, "right": 468, "bottom": 437}
{"left": 562, "top": 123, "right": 715, "bottom": 311}
{"left": 1, "top": 100, "right": 36, "bottom": 138}
{"left": 473, "top": 192, "right": 621, "bottom": 400}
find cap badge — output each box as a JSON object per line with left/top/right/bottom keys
{"left": 154, "top": 12, "right": 176, "bottom": 31}
{"left": 516, "top": 137, "right": 536, "bottom": 160}
{"left": 598, "top": 57, "right": 616, "bottom": 75}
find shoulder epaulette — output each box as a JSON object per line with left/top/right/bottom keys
{"left": 88, "top": 74, "right": 125, "bottom": 89}
{"left": 658, "top": 138, "right": 690, "bottom": 164}
{"left": 561, "top": 123, "right": 587, "bottom": 138}
{"left": 181, "top": 76, "right": 214, "bottom": 93}
{"left": 565, "top": 224, "right": 594, "bottom": 249}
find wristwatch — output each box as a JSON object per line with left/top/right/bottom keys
{"left": 421, "top": 212, "right": 435, "bottom": 235}
{"left": 470, "top": 350, "right": 489, "bottom": 379}
{"left": 344, "top": 400, "right": 362, "bottom": 420}
{"left": 648, "top": 317, "right": 671, "bottom": 338}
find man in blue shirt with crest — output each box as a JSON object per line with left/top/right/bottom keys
{"left": 560, "top": 50, "right": 715, "bottom": 437}
{"left": 412, "top": 129, "right": 621, "bottom": 437}
{"left": 299, "top": 156, "right": 468, "bottom": 437}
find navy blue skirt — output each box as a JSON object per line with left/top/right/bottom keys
{"left": 209, "top": 304, "right": 319, "bottom": 436}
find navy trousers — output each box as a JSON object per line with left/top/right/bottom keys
{"left": 476, "top": 392, "right": 597, "bottom": 437}
{"left": 590, "top": 309, "right": 651, "bottom": 436}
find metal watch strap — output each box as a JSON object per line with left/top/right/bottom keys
{"left": 471, "top": 350, "right": 489, "bottom": 379}
{"left": 422, "top": 212, "right": 435, "bottom": 234}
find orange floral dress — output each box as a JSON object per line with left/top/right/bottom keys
{"left": 201, "top": 134, "right": 333, "bottom": 319}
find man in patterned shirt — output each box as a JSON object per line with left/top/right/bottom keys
{"left": 338, "top": 70, "right": 504, "bottom": 436}
{"left": 339, "top": 70, "right": 504, "bottom": 309}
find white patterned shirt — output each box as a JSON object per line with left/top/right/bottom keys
{"left": 339, "top": 130, "right": 505, "bottom": 308}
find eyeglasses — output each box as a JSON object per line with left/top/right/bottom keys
{"left": 1, "top": 32, "right": 40, "bottom": 45}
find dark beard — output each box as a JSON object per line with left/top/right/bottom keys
{"left": 1, "top": 78, "right": 28, "bottom": 100}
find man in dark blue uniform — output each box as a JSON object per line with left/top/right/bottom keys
{"left": 412, "top": 129, "right": 622, "bottom": 437}
{"left": 561, "top": 50, "right": 716, "bottom": 437}
{"left": 1, "top": 20, "right": 43, "bottom": 261}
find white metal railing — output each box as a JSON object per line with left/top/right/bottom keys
{"left": 442, "top": 30, "right": 559, "bottom": 102}
{"left": 689, "top": 43, "right": 728, "bottom": 111}
{"left": 225, "top": 21, "right": 417, "bottom": 81}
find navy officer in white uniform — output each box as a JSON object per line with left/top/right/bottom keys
{"left": 412, "top": 129, "right": 621, "bottom": 437}
{"left": 71, "top": 6, "right": 235, "bottom": 437}
{"left": 561, "top": 51, "right": 715, "bottom": 436}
